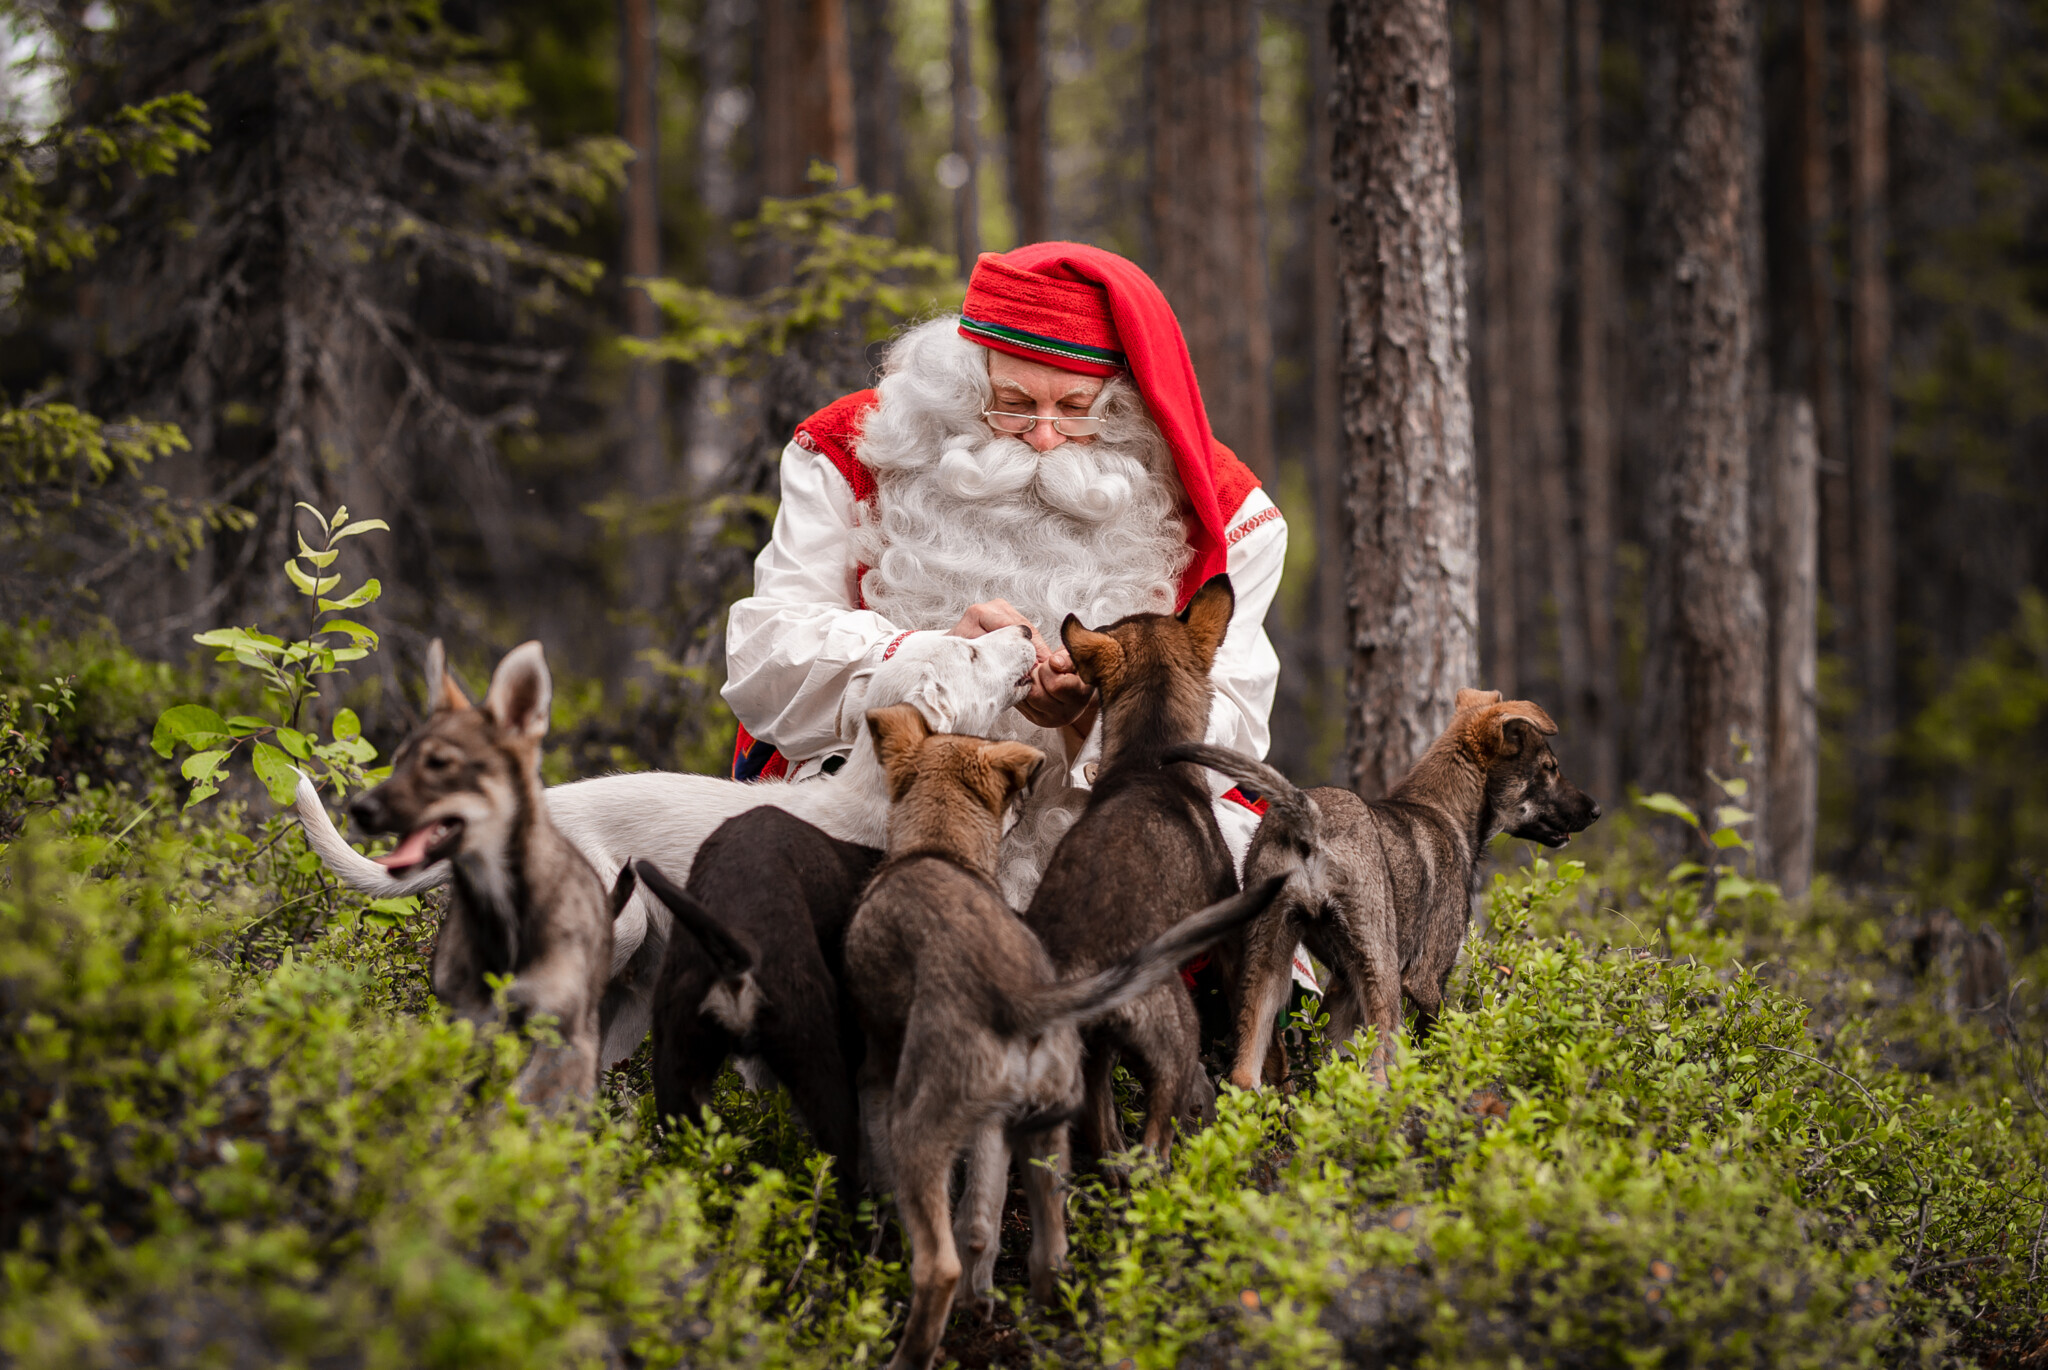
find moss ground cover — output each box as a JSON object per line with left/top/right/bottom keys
{"left": 2, "top": 629, "right": 2043, "bottom": 1368}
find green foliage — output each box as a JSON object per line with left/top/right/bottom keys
{"left": 0, "top": 93, "right": 209, "bottom": 272}
{"left": 1056, "top": 859, "right": 2042, "bottom": 1367}
{"left": 0, "top": 808, "right": 897, "bottom": 1368}
{"left": 152, "top": 505, "right": 387, "bottom": 808}
{"left": 1900, "top": 588, "right": 2048, "bottom": 907}
{"left": 634, "top": 180, "right": 960, "bottom": 373}
{"left": 0, "top": 89, "right": 232, "bottom": 555}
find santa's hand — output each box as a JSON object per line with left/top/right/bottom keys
{"left": 1018, "top": 659, "right": 1096, "bottom": 731}
{"left": 950, "top": 600, "right": 1052, "bottom": 665}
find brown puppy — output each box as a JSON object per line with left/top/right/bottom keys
{"left": 846, "top": 703, "right": 1280, "bottom": 1370}
{"left": 1022, "top": 574, "right": 1240, "bottom": 1161}
{"left": 1166, "top": 688, "right": 1601, "bottom": 1088}
{"left": 348, "top": 641, "right": 621, "bottom": 1110}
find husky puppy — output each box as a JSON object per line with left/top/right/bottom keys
{"left": 1022, "top": 574, "right": 1244, "bottom": 1161}
{"left": 847, "top": 702, "right": 1281, "bottom": 1370}
{"left": 630, "top": 809, "right": 881, "bottom": 1177}
{"left": 348, "top": 641, "right": 637, "bottom": 1110}
{"left": 1166, "top": 688, "right": 1601, "bottom": 1088}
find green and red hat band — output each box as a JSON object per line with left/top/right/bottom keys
{"left": 959, "top": 252, "right": 1127, "bottom": 377}
{"left": 958, "top": 315, "right": 1126, "bottom": 376}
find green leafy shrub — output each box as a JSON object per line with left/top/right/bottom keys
{"left": 1057, "top": 858, "right": 2044, "bottom": 1367}
{"left": 0, "top": 811, "right": 897, "bottom": 1369}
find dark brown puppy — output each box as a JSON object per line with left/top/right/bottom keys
{"left": 348, "top": 641, "right": 619, "bottom": 1110}
{"left": 1166, "top": 687, "right": 1601, "bottom": 1088}
{"left": 632, "top": 807, "right": 881, "bottom": 1179}
{"left": 846, "top": 704, "right": 1281, "bottom": 1370}
{"left": 1022, "top": 574, "right": 1240, "bottom": 1161}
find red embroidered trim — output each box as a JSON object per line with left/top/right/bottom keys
{"left": 881, "top": 630, "right": 917, "bottom": 661}
{"left": 1227, "top": 506, "right": 1282, "bottom": 545}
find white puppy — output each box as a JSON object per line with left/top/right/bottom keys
{"left": 295, "top": 627, "right": 1043, "bottom": 1066}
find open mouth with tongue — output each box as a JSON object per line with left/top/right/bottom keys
{"left": 374, "top": 816, "right": 464, "bottom": 875}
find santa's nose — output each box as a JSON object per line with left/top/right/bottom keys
{"left": 1022, "top": 422, "right": 1066, "bottom": 453}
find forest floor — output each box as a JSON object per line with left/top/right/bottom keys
{"left": 3, "top": 622, "right": 2046, "bottom": 1368}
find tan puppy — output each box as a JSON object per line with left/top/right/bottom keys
{"left": 846, "top": 704, "right": 1281, "bottom": 1370}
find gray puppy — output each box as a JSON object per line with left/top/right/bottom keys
{"left": 845, "top": 703, "right": 1282, "bottom": 1370}
{"left": 348, "top": 641, "right": 630, "bottom": 1110}
{"left": 1167, "top": 688, "right": 1600, "bottom": 1088}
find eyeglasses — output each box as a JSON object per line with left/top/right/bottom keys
{"left": 983, "top": 410, "right": 1105, "bottom": 438}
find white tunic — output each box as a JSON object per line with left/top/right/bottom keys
{"left": 723, "top": 439, "right": 1290, "bottom": 783}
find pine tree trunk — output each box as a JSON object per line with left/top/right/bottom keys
{"left": 1641, "top": 0, "right": 1770, "bottom": 832}
{"left": 757, "top": 0, "right": 857, "bottom": 196}
{"left": 1767, "top": 394, "right": 1820, "bottom": 895}
{"left": 1848, "top": 0, "right": 1892, "bottom": 847}
{"left": 1571, "top": 0, "right": 1619, "bottom": 804}
{"left": 1800, "top": 0, "right": 1851, "bottom": 627}
{"left": 1312, "top": 6, "right": 1346, "bottom": 778}
{"left": 851, "top": 0, "right": 904, "bottom": 207}
{"left": 1476, "top": 0, "right": 1517, "bottom": 694}
{"left": 620, "top": 0, "right": 666, "bottom": 626}
{"left": 1331, "top": 0, "right": 1479, "bottom": 796}
{"left": 1147, "top": 0, "right": 1273, "bottom": 482}
{"left": 992, "top": 0, "right": 1050, "bottom": 243}
{"left": 951, "top": 0, "right": 980, "bottom": 274}
{"left": 1506, "top": 0, "right": 1584, "bottom": 719}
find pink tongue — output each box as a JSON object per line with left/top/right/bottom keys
{"left": 375, "top": 823, "right": 443, "bottom": 871}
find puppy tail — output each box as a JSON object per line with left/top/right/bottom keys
{"left": 630, "top": 858, "right": 765, "bottom": 1036}
{"left": 1019, "top": 876, "right": 1287, "bottom": 1033}
{"left": 1160, "top": 743, "right": 1318, "bottom": 857}
{"left": 292, "top": 771, "right": 450, "bottom": 898}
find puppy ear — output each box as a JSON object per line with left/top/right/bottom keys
{"left": 1475, "top": 700, "right": 1559, "bottom": 760}
{"left": 1179, "top": 575, "right": 1235, "bottom": 664}
{"left": 866, "top": 703, "right": 930, "bottom": 784}
{"left": 426, "top": 639, "right": 471, "bottom": 715}
{"left": 1062, "top": 614, "right": 1123, "bottom": 689}
{"left": 906, "top": 668, "right": 959, "bottom": 733}
{"left": 483, "top": 640, "right": 552, "bottom": 742}
{"left": 1455, "top": 687, "right": 1503, "bottom": 713}
{"left": 981, "top": 741, "right": 1045, "bottom": 802}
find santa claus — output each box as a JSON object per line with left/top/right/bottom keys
{"left": 722, "top": 242, "right": 1287, "bottom": 902}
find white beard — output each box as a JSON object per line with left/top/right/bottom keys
{"left": 849, "top": 318, "right": 1195, "bottom": 904}
{"left": 851, "top": 319, "right": 1191, "bottom": 646}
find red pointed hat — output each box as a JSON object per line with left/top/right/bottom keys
{"left": 959, "top": 242, "right": 1259, "bottom": 604}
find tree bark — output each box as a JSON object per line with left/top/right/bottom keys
{"left": 1641, "top": 0, "right": 1771, "bottom": 834}
{"left": 850, "top": 0, "right": 904, "bottom": 206}
{"left": 1767, "top": 394, "right": 1820, "bottom": 895}
{"left": 1570, "top": 0, "right": 1619, "bottom": 803}
{"left": 1332, "top": 0, "right": 1479, "bottom": 796}
{"left": 620, "top": 0, "right": 666, "bottom": 623}
{"left": 1147, "top": 0, "right": 1274, "bottom": 482}
{"left": 1848, "top": 0, "right": 1892, "bottom": 844}
{"left": 1312, "top": 5, "right": 1346, "bottom": 750}
{"left": 1800, "top": 0, "right": 1851, "bottom": 627}
{"left": 992, "top": 0, "right": 1050, "bottom": 243}
{"left": 1476, "top": 0, "right": 1517, "bottom": 694}
{"left": 1505, "top": 0, "right": 1583, "bottom": 718}
{"left": 951, "top": 0, "right": 980, "bottom": 274}
{"left": 756, "top": 0, "right": 857, "bottom": 196}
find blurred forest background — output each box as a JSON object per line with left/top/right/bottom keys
{"left": 0, "top": 0, "right": 2044, "bottom": 921}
